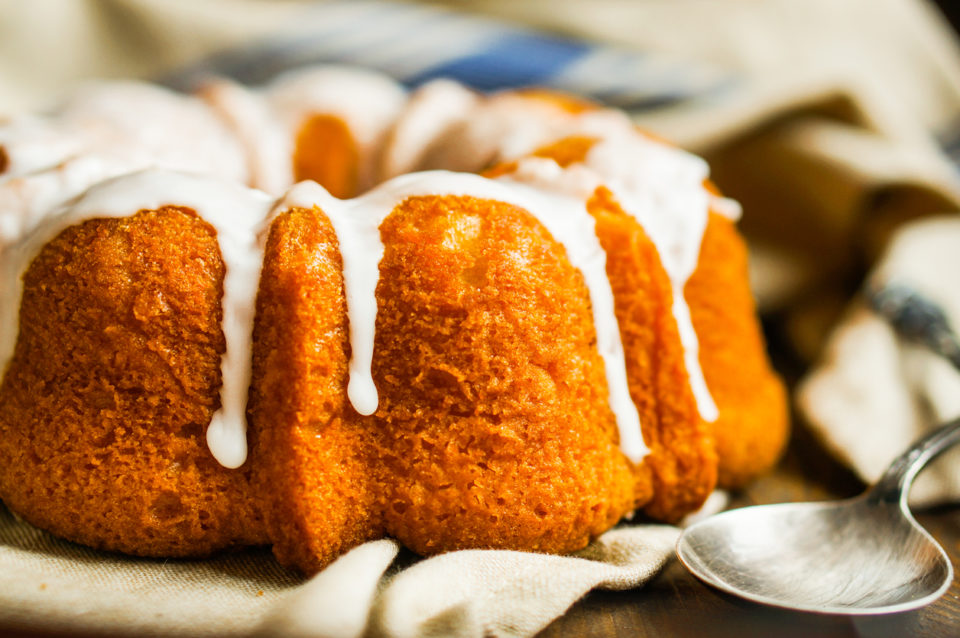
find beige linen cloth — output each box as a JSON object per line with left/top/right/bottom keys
{"left": 798, "top": 216, "right": 960, "bottom": 507}
{"left": 3, "top": 0, "right": 960, "bottom": 636}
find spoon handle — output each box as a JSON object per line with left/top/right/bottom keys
{"left": 867, "top": 416, "right": 960, "bottom": 507}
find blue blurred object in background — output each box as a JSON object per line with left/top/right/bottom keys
{"left": 164, "top": 0, "right": 733, "bottom": 112}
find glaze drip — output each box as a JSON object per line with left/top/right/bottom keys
{"left": 496, "top": 129, "right": 721, "bottom": 423}
{"left": 279, "top": 170, "right": 648, "bottom": 461}
{"left": 0, "top": 170, "right": 274, "bottom": 469}
{"left": 2, "top": 156, "right": 720, "bottom": 468}
{"left": 1, "top": 80, "right": 734, "bottom": 468}
{"left": 582, "top": 136, "right": 719, "bottom": 422}
{"left": 383, "top": 87, "right": 726, "bottom": 423}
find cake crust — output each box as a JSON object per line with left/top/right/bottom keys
{"left": 0, "top": 207, "right": 265, "bottom": 557}
{"left": 373, "top": 195, "right": 638, "bottom": 557}
{"left": 249, "top": 206, "right": 382, "bottom": 573}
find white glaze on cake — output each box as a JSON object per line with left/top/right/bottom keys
{"left": 55, "top": 82, "right": 249, "bottom": 184}
{"left": 0, "top": 170, "right": 274, "bottom": 469}
{"left": 278, "top": 170, "right": 650, "bottom": 463}
{"left": 709, "top": 194, "right": 742, "bottom": 221}
{"left": 414, "top": 91, "right": 593, "bottom": 172}
{"left": 267, "top": 66, "right": 407, "bottom": 193}
{"left": 0, "top": 114, "right": 85, "bottom": 179}
{"left": 198, "top": 79, "right": 293, "bottom": 195}
{"left": 0, "top": 81, "right": 253, "bottom": 251}
{"left": 386, "top": 89, "right": 736, "bottom": 421}
{"left": 0, "top": 73, "right": 747, "bottom": 469}
{"left": 379, "top": 79, "right": 480, "bottom": 179}
{"left": 581, "top": 136, "right": 719, "bottom": 422}
{"left": 489, "top": 121, "right": 723, "bottom": 422}
{"left": 0, "top": 154, "right": 136, "bottom": 248}
{"left": 338, "top": 80, "right": 725, "bottom": 423}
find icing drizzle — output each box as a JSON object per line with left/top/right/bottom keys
{"left": 277, "top": 171, "right": 648, "bottom": 461}
{"left": 0, "top": 170, "right": 274, "bottom": 469}
{"left": 1, "top": 79, "right": 737, "bottom": 468}
{"left": 487, "top": 118, "right": 724, "bottom": 423}
{"left": 378, "top": 84, "right": 729, "bottom": 424}
{"left": 581, "top": 136, "right": 720, "bottom": 422}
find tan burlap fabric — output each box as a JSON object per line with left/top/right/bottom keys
{"left": 0, "top": 505, "right": 301, "bottom": 636}
{"left": 2, "top": 1, "right": 960, "bottom": 636}
{"left": 0, "top": 504, "right": 679, "bottom": 638}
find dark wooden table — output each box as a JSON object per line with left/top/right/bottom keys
{"left": 540, "top": 424, "right": 960, "bottom": 638}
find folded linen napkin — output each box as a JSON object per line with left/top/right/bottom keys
{"left": 799, "top": 217, "right": 960, "bottom": 506}
{"left": 0, "top": 504, "right": 682, "bottom": 638}
{"left": 258, "top": 526, "right": 682, "bottom": 638}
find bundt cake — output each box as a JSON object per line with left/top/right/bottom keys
{"left": 0, "top": 66, "right": 788, "bottom": 574}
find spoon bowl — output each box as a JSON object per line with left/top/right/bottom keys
{"left": 678, "top": 416, "right": 960, "bottom": 614}
{"left": 677, "top": 497, "right": 953, "bottom": 614}
{"left": 676, "top": 283, "right": 960, "bottom": 614}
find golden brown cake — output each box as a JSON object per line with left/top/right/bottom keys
{"left": 0, "top": 66, "right": 788, "bottom": 574}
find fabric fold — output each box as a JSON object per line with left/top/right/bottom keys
{"left": 256, "top": 539, "right": 401, "bottom": 638}
{"left": 364, "top": 527, "right": 680, "bottom": 638}
{"left": 799, "top": 216, "right": 960, "bottom": 507}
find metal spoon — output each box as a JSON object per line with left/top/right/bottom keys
{"left": 677, "top": 283, "right": 960, "bottom": 614}
{"left": 677, "top": 419, "right": 959, "bottom": 614}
